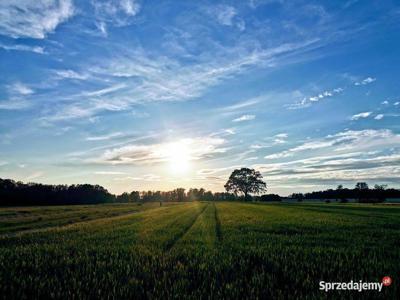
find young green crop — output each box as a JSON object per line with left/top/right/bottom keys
{"left": 0, "top": 202, "right": 398, "bottom": 299}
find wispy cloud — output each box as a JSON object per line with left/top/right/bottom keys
{"left": 232, "top": 114, "right": 256, "bottom": 122}
{"left": 219, "top": 97, "right": 262, "bottom": 112}
{"left": 9, "top": 82, "right": 34, "bottom": 95}
{"left": 113, "top": 174, "right": 161, "bottom": 182}
{"left": 0, "top": 83, "right": 33, "bottom": 111}
{"left": 374, "top": 114, "right": 384, "bottom": 120}
{"left": 273, "top": 133, "right": 288, "bottom": 144}
{"left": 350, "top": 111, "right": 372, "bottom": 120}
{"left": 92, "top": 0, "right": 140, "bottom": 33}
{"left": 0, "top": 0, "right": 75, "bottom": 39}
{"left": 55, "top": 70, "right": 88, "bottom": 80}
{"left": 264, "top": 129, "right": 400, "bottom": 160}
{"left": 354, "top": 77, "right": 376, "bottom": 86}
{"left": 288, "top": 87, "right": 343, "bottom": 109}
{"left": 94, "top": 171, "right": 126, "bottom": 175}
{"left": 42, "top": 38, "right": 321, "bottom": 121}
{"left": 254, "top": 151, "right": 400, "bottom": 185}
{"left": 208, "top": 4, "right": 245, "bottom": 31}
{"left": 0, "top": 43, "right": 45, "bottom": 54}
{"left": 0, "top": 99, "right": 30, "bottom": 110}
{"left": 86, "top": 132, "right": 124, "bottom": 141}
{"left": 91, "top": 137, "right": 226, "bottom": 165}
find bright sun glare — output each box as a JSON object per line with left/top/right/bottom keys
{"left": 165, "top": 140, "right": 191, "bottom": 175}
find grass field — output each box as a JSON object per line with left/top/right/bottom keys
{"left": 0, "top": 202, "right": 399, "bottom": 299}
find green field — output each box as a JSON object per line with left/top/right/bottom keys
{"left": 0, "top": 202, "right": 398, "bottom": 299}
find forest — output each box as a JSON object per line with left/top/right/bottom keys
{"left": 1, "top": 178, "right": 399, "bottom": 206}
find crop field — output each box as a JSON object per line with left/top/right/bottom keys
{"left": 0, "top": 202, "right": 399, "bottom": 299}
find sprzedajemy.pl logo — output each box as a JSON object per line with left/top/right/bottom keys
{"left": 319, "top": 276, "right": 392, "bottom": 292}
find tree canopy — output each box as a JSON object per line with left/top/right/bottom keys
{"left": 224, "top": 168, "right": 267, "bottom": 200}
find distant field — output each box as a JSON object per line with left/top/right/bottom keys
{"left": 0, "top": 202, "right": 168, "bottom": 235}
{"left": 0, "top": 202, "right": 398, "bottom": 299}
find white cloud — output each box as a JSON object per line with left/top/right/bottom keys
{"left": 94, "top": 171, "right": 126, "bottom": 175}
{"left": 220, "top": 97, "right": 262, "bottom": 112}
{"left": 374, "top": 114, "right": 384, "bottom": 120}
{"left": 232, "top": 114, "right": 256, "bottom": 122}
{"left": 265, "top": 140, "right": 333, "bottom": 159}
{"left": 275, "top": 133, "right": 288, "bottom": 138}
{"left": 113, "top": 174, "right": 161, "bottom": 182}
{"left": 92, "top": 0, "right": 140, "bottom": 28}
{"left": 350, "top": 111, "right": 372, "bottom": 120}
{"left": 0, "top": 43, "right": 45, "bottom": 54}
{"left": 0, "top": 0, "right": 75, "bottom": 39}
{"left": 254, "top": 129, "right": 400, "bottom": 187}
{"left": 42, "top": 38, "right": 322, "bottom": 121}
{"left": 224, "top": 128, "right": 236, "bottom": 135}
{"left": 55, "top": 70, "right": 88, "bottom": 80}
{"left": 394, "top": 102, "right": 400, "bottom": 106}
{"left": 244, "top": 156, "right": 258, "bottom": 161}
{"left": 354, "top": 77, "right": 376, "bottom": 86}
{"left": 251, "top": 144, "right": 270, "bottom": 150}
{"left": 120, "top": 0, "right": 140, "bottom": 16}
{"left": 9, "top": 82, "right": 34, "bottom": 95}
{"left": 92, "top": 137, "right": 226, "bottom": 165}
{"left": 0, "top": 99, "right": 30, "bottom": 110}
{"left": 86, "top": 132, "right": 124, "bottom": 141}
{"left": 288, "top": 87, "right": 343, "bottom": 109}
{"left": 264, "top": 129, "right": 400, "bottom": 160}
{"left": 273, "top": 133, "right": 288, "bottom": 144}
{"left": 209, "top": 4, "right": 246, "bottom": 31}
{"left": 214, "top": 5, "right": 237, "bottom": 26}
{"left": 381, "top": 100, "right": 389, "bottom": 105}
{"left": 254, "top": 151, "right": 400, "bottom": 184}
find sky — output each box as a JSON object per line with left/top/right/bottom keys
{"left": 0, "top": 0, "right": 400, "bottom": 196}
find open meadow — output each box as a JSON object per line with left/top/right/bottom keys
{"left": 0, "top": 201, "right": 398, "bottom": 299}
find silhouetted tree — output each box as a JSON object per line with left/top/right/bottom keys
{"left": 290, "top": 193, "right": 304, "bottom": 202}
{"left": 260, "top": 194, "right": 281, "bottom": 202}
{"left": 224, "top": 168, "right": 267, "bottom": 201}
{"left": 175, "top": 188, "right": 186, "bottom": 202}
{"left": 373, "top": 184, "right": 387, "bottom": 202}
{"left": 129, "top": 191, "right": 141, "bottom": 202}
{"left": 355, "top": 182, "right": 369, "bottom": 202}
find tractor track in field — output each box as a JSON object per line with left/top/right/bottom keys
{"left": 214, "top": 203, "right": 223, "bottom": 242}
{"left": 164, "top": 203, "right": 209, "bottom": 252}
{"left": 0, "top": 206, "right": 166, "bottom": 239}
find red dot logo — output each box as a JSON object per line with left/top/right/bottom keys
{"left": 382, "top": 276, "right": 392, "bottom": 287}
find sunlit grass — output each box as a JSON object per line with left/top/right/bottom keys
{"left": 0, "top": 202, "right": 398, "bottom": 298}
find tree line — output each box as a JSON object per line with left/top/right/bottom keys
{"left": 290, "top": 183, "right": 400, "bottom": 203}
{"left": 0, "top": 178, "right": 238, "bottom": 206}
{"left": 1, "top": 176, "right": 399, "bottom": 206}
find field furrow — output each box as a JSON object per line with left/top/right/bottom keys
{"left": 213, "top": 202, "right": 223, "bottom": 243}
{"left": 163, "top": 203, "right": 209, "bottom": 251}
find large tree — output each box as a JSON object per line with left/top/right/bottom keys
{"left": 224, "top": 168, "right": 267, "bottom": 200}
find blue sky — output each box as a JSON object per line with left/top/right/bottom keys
{"left": 0, "top": 0, "right": 400, "bottom": 195}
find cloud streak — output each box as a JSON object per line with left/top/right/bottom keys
{"left": 350, "top": 111, "right": 372, "bottom": 120}
{"left": 0, "top": 0, "right": 75, "bottom": 39}
{"left": 232, "top": 114, "right": 256, "bottom": 122}
{"left": 90, "top": 137, "right": 226, "bottom": 165}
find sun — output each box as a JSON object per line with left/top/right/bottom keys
{"left": 165, "top": 140, "right": 191, "bottom": 175}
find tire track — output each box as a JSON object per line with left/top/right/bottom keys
{"left": 214, "top": 202, "right": 223, "bottom": 242}
{"left": 164, "top": 203, "right": 209, "bottom": 252}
